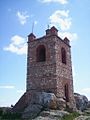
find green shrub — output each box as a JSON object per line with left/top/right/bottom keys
{"left": 61, "top": 112, "right": 80, "bottom": 120}
{"left": 1, "top": 112, "right": 21, "bottom": 119}
{"left": 0, "top": 108, "right": 3, "bottom": 116}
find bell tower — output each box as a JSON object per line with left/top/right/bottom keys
{"left": 27, "top": 26, "right": 75, "bottom": 109}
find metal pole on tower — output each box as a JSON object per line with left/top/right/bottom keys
{"left": 32, "top": 21, "right": 34, "bottom": 33}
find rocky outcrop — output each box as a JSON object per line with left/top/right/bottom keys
{"left": 22, "top": 92, "right": 67, "bottom": 119}
{"left": 10, "top": 90, "right": 90, "bottom": 120}
{"left": 22, "top": 92, "right": 57, "bottom": 119}
{"left": 74, "top": 115, "right": 90, "bottom": 120}
{"left": 33, "top": 110, "right": 69, "bottom": 120}
{"left": 74, "top": 93, "right": 88, "bottom": 111}
{"left": 12, "top": 91, "right": 67, "bottom": 119}
{"left": 22, "top": 104, "right": 43, "bottom": 119}
{"left": 30, "top": 92, "right": 57, "bottom": 109}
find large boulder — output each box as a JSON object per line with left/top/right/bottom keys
{"left": 22, "top": 104, "right": 43, "bottom": 119}
{"left": 74, "top": 93, "right": 88, "bottom": 111}
{"left": 22, "top": 92, "right": 57, "bottom": 119}
{"left": 30, "top": 92, "right": 57, "bottom": 109}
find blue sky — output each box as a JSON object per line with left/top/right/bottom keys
{"left": 0, "top": 0, "right": 90, "bottom": 107}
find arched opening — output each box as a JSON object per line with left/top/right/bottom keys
{"left": 37, "top": 45, "right": 46, "bottom": 62}
{"left": 61, "top": 47, "right": 66, "bottom": 64}
{"left": 64, "top": 84, "right": 69, "bottom": 102}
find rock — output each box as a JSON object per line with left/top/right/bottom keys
{"left": 74, "top": 93, "right": 88, "bottom": 111}
{"left": 56, "top": 98, "right": 66, "bottom": 110}
{"left": 22, "top": 92, "right": 57, "bottom": 119}
{"left": 33, "top": 110, "right": 69, "bottom": 120}
{"left": 74, "top": 115, "right": 90, "bottom": 120}
{"left": 30, "top": 92, "right": 57, "bottom": 109}
{"left": 33, "top": 116, "right": 55, "bottom": 120}
{"left": 22, "top": 104, "right": 43, "bottom": 119}
{"left": 87, "top": 101, "right": 90, "bottom": 108}
{"left": 40, "top": 110, "right": 69, "bottom": 117}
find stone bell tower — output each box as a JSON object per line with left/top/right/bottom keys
{"left": 27, "top": 26, "right": 75, "bottom": 109}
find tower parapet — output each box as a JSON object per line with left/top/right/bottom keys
{"left": 46, "top": 26, "right": 58, "bottom": 36}
{"left": 28, "top": 33, "right": 36, "bottom": 42}
{"left": 64, "top": 37, "right": 70, "bottom": 46}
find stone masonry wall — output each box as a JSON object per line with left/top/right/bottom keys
{"left": 55, "top": 36, "right": 76, "bottom": 108}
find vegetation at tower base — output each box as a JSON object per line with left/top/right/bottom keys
{"left": 0, "top": 107, "right": 22, "bottom": 120}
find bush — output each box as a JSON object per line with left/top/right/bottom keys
{"left": 1, "top": 112, "right": 21, "bottom": 119}
{"left": 0, "top": 108, "right": 3, "bottom": 116}
{"left": 61, "top": 112, "right": 80, "bottom": 120}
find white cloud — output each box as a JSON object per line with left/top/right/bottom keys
{"left": 3, "top": 35, "right": 27, "bottom": 55}
{"left": 49, "top": 10, "right": 71, "bottom": 31}
{"left": 58, "top": 32, "right": 78, "bottom": 41}
{"left": 49, "top": 10, "right": 78, "bottom": 41}
{"left": 16, "top": 11, "right": 29, "bottom": 25}
{"left": 0, "top": 85, "right": 15, "bottom": 89}
{"left": 11, "top": 35, "right": 25, "bottom": 45}
{"left": 39, "top": 0, "right": 68, "bottom": 4}
{"left": 80, "top": 88, "right": 90, "bottom": 100}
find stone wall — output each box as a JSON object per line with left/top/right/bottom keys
{"left": 55, "top": 36, "right": 75, "bottom": 108}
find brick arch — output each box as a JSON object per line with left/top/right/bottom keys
{"left": 61, "top": 47, "right": 66, "bottom": 64}
{"left": 36, "top": 45, "right": 46, "bottom": 62}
